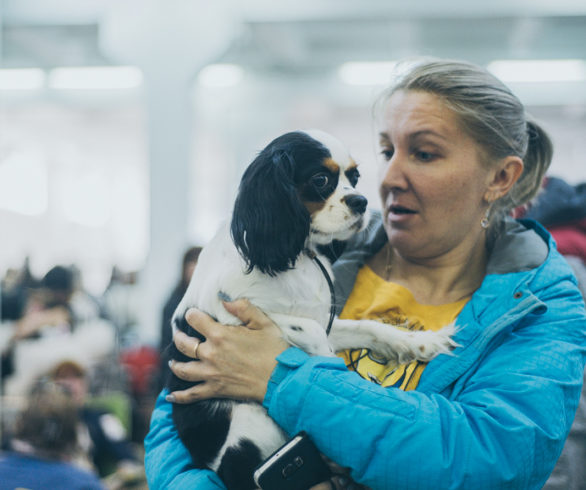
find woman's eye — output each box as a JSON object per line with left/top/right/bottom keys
{"left": 415, "top": 150, "right": 436, "bottom": 162}
{"left": 311, "top": 174, "right": 330, "bottom": 189}
{"left": 380, "top": 148, "right": 394, "bottom": 161}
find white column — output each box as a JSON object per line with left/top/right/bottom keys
{"left": 100, "top": 0, "right": 239, "bottom": 343}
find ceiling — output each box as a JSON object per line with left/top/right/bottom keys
{"left": 2, "top": 0, "right": 586, "bottom": 74}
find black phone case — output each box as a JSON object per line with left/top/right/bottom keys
{"left": 253, "top": 432, "right": 331, "bottom": 490}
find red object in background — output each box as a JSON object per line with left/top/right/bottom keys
{"left": 550, "top": 219, "right": 586, "bottom": 263}
{"left": 120, "top": 346, "right": 160, "bottom": 396}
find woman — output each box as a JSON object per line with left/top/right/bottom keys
{"left": 145, "top": 59, "right": 586, "bottom": 489}
{"left": 158, "top": 246, "right": 202, "bottom": 388}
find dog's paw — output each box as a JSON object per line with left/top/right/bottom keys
{"left": 373, "top": 323, "right": 459, "bottom": 364}
{"left": 405, "top": 323, "right": 459, "bottom": 362}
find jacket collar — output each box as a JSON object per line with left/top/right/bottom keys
{"left": 418, "top": 219, "right": 553, "bottom": 394}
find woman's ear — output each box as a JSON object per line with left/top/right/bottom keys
{"left": 230, "top": 149, "right": 310, "bottom": 276}
{"left": 484, "top": 156, "right": 524, "bottom": 203}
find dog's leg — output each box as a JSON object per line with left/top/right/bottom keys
{"left": 213, "top": 403, "right": 287, "bottom": 490}
{"left": 269, "top": 313, "right": 334, "bottom": 357}
{"left": 328, "top": 319, "right": 458, "bottom": 363}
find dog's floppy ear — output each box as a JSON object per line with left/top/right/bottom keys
{"left": 231, "top": 146, "right": 310, "bottom": 276}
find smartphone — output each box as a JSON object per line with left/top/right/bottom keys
{"left": 253, "top": 432, "right": 331, "bottom": 490}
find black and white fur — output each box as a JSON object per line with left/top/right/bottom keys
{"left": 167, "top": 130, "right": 455, "bottom": 490}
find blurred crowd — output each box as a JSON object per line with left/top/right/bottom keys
{"left": 0, "top": 253, "right": 190, "bottom": 489}
{"left": 0, "top": 243, "right": 203, "bottom": 489}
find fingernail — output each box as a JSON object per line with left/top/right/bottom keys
{"left": 165, "top": 393, "right": 176, "bottom": 403}
{"left": 217, "top": 290, "right": 232, "bottom": 302}
{"left": 168, "top": 360, "right": 174, "bottom": 368}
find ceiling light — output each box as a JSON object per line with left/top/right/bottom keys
{"left": 0, "top": 68, "right": 45, "bottom": 90}
{"left": 197, "top": 64, "right": 244, "bottom": 88}
{"left": 48, "top": 66, "right": 143, "bottom": 90}
{"left": 487, "top": 59, "right": 586, "bottom": 83}
{"left": 338, "top": 62, "right": 398, "bottom": 86}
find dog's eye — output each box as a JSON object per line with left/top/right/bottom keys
{"left": 311, "top": 174, "right": 330, "bottom": 190}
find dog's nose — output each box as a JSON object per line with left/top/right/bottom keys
{"left": 344, "top": 194, "right": 368, "bottom": 214}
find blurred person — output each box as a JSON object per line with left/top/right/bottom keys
{"left": 102, "top": 267, "right": 142, "bottom": 342}
{"left": 0, "top": 379, "right": 104, "bottom": 489}
{"left": 0, "top": 257, "right": 39, "bottom": 321}
{"left": 1, "top": 266, "right": 75, "bottom": 384}
{"left": 1, "top": 265, "right": 115, "bottom": 397}
{"left": 145, "top": 59, "right": 586, "bottom": 489}
{"left": 69, "top": 265, "right": 107, "bottom": 324}
{"left": 49, "top": 360, "right": 145, "bottom": 487}
{"left": 158, "top": 246, "right": 202, "bottom": 387}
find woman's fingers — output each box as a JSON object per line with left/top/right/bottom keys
{"left": 221, "top": 299, "right": 274, "bottom": 330}
{"left": 181, "top": 300, "right": 275, "bottom": 341}
{"left": 173, "top": 330, "right": 205, "bottom": 360}
{"left": 168, "top": 359, "right": 204, "bottom": 382}
{"left": 165, "top": 380, "right": 212, "bottom": 404}
{"left": 184, "top": 308, "right": 218, "bottom": 339}
{"left": 167, "top": 360, "right": 216, "bottom": 403}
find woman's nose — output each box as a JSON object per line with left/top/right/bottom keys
{"left": 380, "top": 152, "right": 408, "bottom": 190}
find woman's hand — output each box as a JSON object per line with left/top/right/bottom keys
{"left": 167, "top": 299, "right": 289, "bottom": 404}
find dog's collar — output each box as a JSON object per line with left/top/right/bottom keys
{"left": 305, "top": 249, "right": 335, "bottom": 336}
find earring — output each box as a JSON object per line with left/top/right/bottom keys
{"left": 480, "top": 208, "right": 490, "bottom": 229}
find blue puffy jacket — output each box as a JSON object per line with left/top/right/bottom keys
{"left": 145, "top": 217, "right": 586, "bottom": 489}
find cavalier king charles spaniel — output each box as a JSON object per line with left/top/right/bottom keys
{"left": 166, "top": 130, "right": 455, "bottom": 489}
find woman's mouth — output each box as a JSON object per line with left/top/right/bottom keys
{"left": 387, "top": 204, "right": 417, "bottom": 223}
{"left": 389, "top": 204, "right": 416, "bottom": 215}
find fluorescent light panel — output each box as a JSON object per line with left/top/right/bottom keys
{"left": 198, "top": 64, "right": 244, "bottom": 87}
{"left": 48, "top": 66, "right": 143, "bottom": 90}
{"left": 338, "top": 61, "right": 398, "bottom": 86}
{"left": 0, "top": 68, "right": 45, "bottom": 90}
{"left": 488, "top": 59, "right": 586, "bottom": 83}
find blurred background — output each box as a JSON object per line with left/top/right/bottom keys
{"left": 1, "top": 1, "right": 586, "bottom": 485}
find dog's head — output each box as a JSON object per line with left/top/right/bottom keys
{"left": 231, "top": 129, "right": 368, "bottom": 276}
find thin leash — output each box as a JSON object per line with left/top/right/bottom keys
{"left": 305, "top": 250, "right": 336, "bottom": 336}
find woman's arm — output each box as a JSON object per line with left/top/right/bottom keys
{"left": 262, "top": 290, "right": 586, "bottom": 489}
{"left": 144, "top": 391, "right": 226, "bottom": 489}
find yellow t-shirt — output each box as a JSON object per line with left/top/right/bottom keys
{"left": 338, "top": 265, "right": 468, "bottom": 391}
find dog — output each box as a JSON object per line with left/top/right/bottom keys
{"left": 166, "top": 130, "right": 455, "bottom": 489}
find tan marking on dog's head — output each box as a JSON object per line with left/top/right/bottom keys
{"left": 324, "top": 157, "right": 340, "bottom": 174}
{"left": 346, "top": 159, "right": 358, "bottom": 171}
{"left": 303, "top": 199, "right": 327, "bottom": 216}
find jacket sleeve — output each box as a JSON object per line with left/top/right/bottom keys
{"left": 263, "top": 289, "right": 586, "bottom": 490}
{"left": 144, "top": 390, "right": 226, "bottom": 489}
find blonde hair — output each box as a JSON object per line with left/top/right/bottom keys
{"left": 15, "top": 381, "right": 79, "bottom": 459}
{"left": 375, "top": 59, "right": 553, "bottom": 225}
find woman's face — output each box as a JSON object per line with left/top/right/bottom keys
{"left": 378, "top": 90, "right": 494, "bottom": 263}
